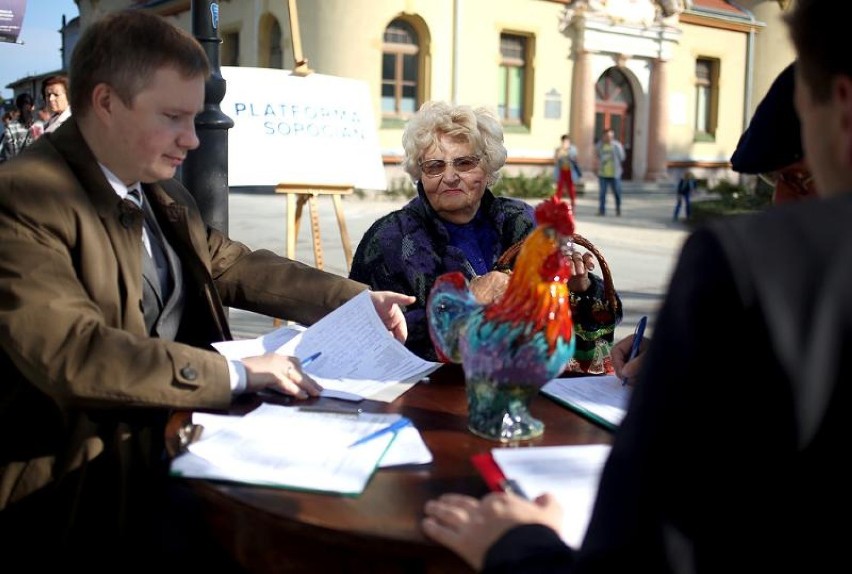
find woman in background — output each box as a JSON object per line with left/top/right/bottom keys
{"left": 41, "top": 75, "right": 71, "bottom": 133}
{"left": 553, "top": 133, "right": 581, "bottom": 211}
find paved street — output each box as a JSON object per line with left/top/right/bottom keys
{"left": 226, "top": 188, "right": 693, "bottom": 343}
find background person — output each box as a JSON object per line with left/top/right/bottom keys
{"left": 594, "top": 128, "right": 625, "bottom": 216}
{"left": 41, "top": 74, "right": 72, "bottom": 133}
{"left": 0, "top": 92, "right": 36, "bottom": 162}
{"left": 0, "top": 111, "right": 13, "bottom": 160}
{"left": 421, "top": 1, "right": 845, "bottom": 571}
{"left": 672, "top": 169, "right": 697, "bottom": 221}
{"left": 350, "top": 101, "right": 621, "bottom": 371}
{"left": 0, "top": 10, "right": 412, "bottom": 568}
{"left": 553, "top": 133, "right": 581, "bottom": 211}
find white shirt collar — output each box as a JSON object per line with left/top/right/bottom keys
{"left": 98, "top": 163, "right": 141, "bottom": 202}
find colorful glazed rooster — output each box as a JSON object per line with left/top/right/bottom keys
{"left": 426, "top": 194, "right": 577, "bottom": 440}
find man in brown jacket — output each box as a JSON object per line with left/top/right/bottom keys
{"left": 0, "top": 10, "right": 412, "bottom": 568}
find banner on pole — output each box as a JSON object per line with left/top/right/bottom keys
{"left": 0, "top": 0, "right": 27, "bottom": 44}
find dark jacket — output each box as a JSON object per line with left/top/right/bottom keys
{"left": 484, "top": 197, "right": 848, "bottom": 573}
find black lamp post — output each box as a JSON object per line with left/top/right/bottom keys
{"left": 183, "top": 1, "right": 234, "bottom": 233}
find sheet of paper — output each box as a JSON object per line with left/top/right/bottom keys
{"left": 212, "top": 291, "right": 441, "bottom": 402}
{"left": 172, "top": 404, "right": 421, "bottom": 495}
{"left": 212, "top": 324, "right": 304, "bottom": 358}
{"left": 541, "top": 375, "right": 631, "bottom": 430}
{"left": 492, "top": 444, "right": 611, "bottom": 549}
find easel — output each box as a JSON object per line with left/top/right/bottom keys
{"left": 288, "top": 0, "right": 313, "bottom": 76}
{"left": 276, "top": 183, "right": 354, "bottom": 272}
{"left": 273, "top": 183, "right": 354, "bottom": 327}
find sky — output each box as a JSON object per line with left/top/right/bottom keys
{"left": 0, "top": 0, "right": 80, "bottom": 100}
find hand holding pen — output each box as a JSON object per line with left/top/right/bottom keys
{"left": 612, "top": 316, "right": 647, "bottom": 386}
{"left": 243, "top": 351, "right": 324, "bottom": 398}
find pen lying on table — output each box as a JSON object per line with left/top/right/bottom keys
{"left": 349, "top": 417, "right": 412, "bottom": 447}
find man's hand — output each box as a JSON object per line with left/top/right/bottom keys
{"left": 241, "top": 353, "right": 323, "bottom": 398}
{"left": 422, "top": 492, "right": 564, "bottom": 571}
{"left": 369, "top": 291, "right": 416, "bottom": 343}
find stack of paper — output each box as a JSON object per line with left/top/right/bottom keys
{"left": 214, "top": 291, "right": 441, "bottom": 402}
{"left": 491, "top": 444, "right": 612, "bottom": 549}
{"left": 170, "top": 403, "right": 432, "bottom": 496}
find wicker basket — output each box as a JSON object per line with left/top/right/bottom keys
{"left": 494, "top": 233, "right": 619, "bottom": 316}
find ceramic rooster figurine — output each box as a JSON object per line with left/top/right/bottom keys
{"left": 426, "top": 192, "right": 577, "bottom": 441}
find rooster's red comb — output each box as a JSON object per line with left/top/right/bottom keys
{"left": 534, "top": 189, "right": 575, "bottom": 236}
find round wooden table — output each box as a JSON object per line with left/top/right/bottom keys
{"left": 169, "top": 364, "right": 614, "bottom": 573}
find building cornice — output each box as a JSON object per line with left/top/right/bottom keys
{"left": 679, "top": 11, "right": 761, "bottom": 33}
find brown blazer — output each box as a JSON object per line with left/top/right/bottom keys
{"left": 0, "top": 119, "right": 366, "bottom": 547}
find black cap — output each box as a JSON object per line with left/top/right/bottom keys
{"left": 730, "top": 62, "right": 802, "bottom": 174}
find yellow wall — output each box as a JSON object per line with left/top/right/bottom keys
{"left": 72, "top": 0, "right": 795, "bottom": 184}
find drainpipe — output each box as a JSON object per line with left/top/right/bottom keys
{"left": 452, "top": 0, "right": 460, "bottom": 104}
{"left": 729, "top": 1, "right": 756, "bottom": 188}
{"left": 729, "top": 1, "right": 756, "bottom": 131}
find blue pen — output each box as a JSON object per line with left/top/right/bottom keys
{"left": 349, "top": 417, "right": 412, "bottom": 448}
{"left": 623, "top": 316, "right": 647, "bottom": 386}
{"left": 300, "top": 352, "right": 321, "bottom": 367}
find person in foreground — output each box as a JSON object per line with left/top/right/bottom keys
{"left": 350, "top": 101, "right": 621, "bottom": 369}
{"left": 0, "top": 10, "right": 412, "bottom": 568}
{"left": 422, "top": 1, "right": 845, "bottom": 571}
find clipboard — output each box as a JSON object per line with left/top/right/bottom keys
{"left": 540, "top": 375, "right": 629, "bottom": 431}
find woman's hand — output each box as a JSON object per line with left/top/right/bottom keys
{"left": 567, "top": 251, "right": 595, "bottom": 293}
{"left": 470, "top": 271, "right": 510, "bottom": 304}
{"left": 610, "top": 333, "right": 649, "bottom": 383}
{"left": 422, "top": 492, "right": 564, "bottom": 571}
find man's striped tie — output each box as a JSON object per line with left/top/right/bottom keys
{"left": 126, "top": 186, "right": 143, "bottom": 209}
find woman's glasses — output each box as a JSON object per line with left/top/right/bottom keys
{"left": 419, "top": 156, "right": 481, "bottom": 178}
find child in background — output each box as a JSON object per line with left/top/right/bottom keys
{"left": 673, "top": 170, "right": 697, "bottom": 221}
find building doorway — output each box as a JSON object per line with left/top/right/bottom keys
{"left": 594, "top": 68, "right": 634, "bottom": 179}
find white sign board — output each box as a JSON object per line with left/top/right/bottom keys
{"left": 221, "top": 66, "right": 387, "bottom": 190}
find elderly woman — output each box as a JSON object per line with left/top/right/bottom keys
{"left": 350, "top": 101, "right": 621, "bottom": 368}
{"left": 41, "top": 75, "right": 71, "bottom": 133}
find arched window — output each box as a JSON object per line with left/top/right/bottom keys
{"left": 382, "top": 19, "right": 420, "bottom": 117}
